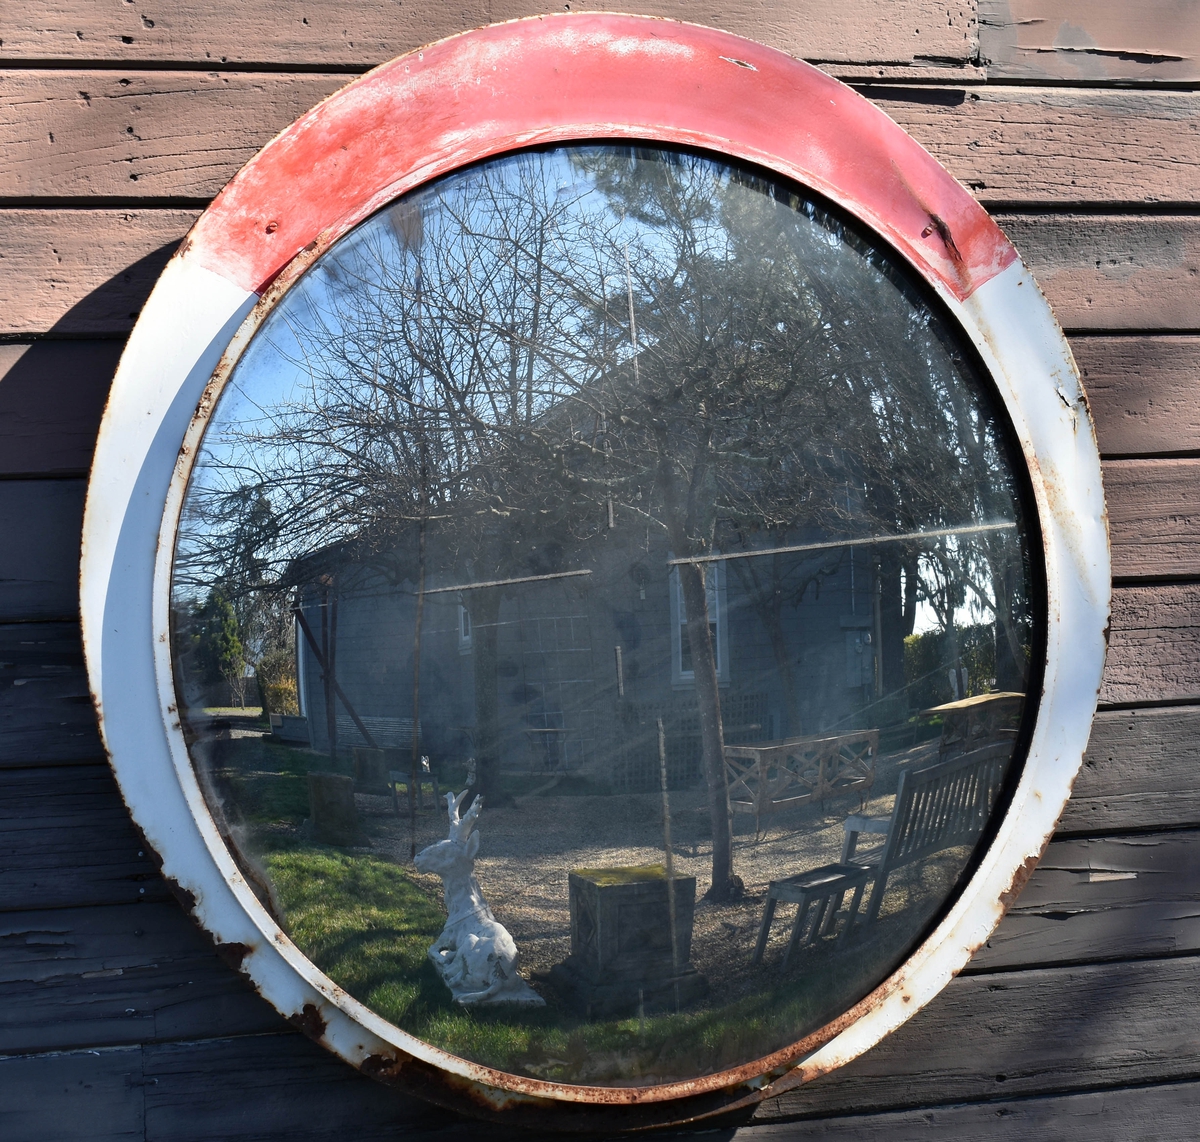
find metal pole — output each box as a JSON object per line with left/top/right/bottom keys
{"left": 658, "top": 716, "right": 681, "bottom": 1011}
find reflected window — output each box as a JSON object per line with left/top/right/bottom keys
{"left": 671, "top": 562, "right": 727, "bottom": 685}
{"left": 457, "top": 602, "right": 472, "bottom": 654}
{"left": 170, "top": 145, "right": 1040, "bottom": 1089}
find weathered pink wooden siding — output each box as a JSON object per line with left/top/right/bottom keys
{"left": 1, "top": 2, "right": 1198, "bottom": 1137}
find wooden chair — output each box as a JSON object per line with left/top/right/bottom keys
{"left": 841, "top": 741, "right": 1011, "bottom": 928}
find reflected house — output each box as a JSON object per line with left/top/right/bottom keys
{"left": 293, "top": 519, "right": 905, "bottom": 791}
{"left": 176, "top": 146, "right": 1031, "bottom": 805}
{"left": 282, "top": 345, "right": 1012, "bottom": 793}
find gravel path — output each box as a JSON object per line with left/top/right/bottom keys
{"left": 370, "top": 739, "right": 950, "bottom": 1001}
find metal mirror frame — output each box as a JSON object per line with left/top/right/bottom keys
{"left": 80, "top": 13, "right": 1110, "bottom": 1129}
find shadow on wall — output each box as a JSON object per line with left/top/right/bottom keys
{"left": 0, "top": 241, "right": 181, "bottom": 477}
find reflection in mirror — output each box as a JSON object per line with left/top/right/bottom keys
{"left": 171, "top": 146, "right": 1039, "bottom": 1086}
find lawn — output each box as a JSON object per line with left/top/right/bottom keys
{"left": 259, "top": 841, "right": 907, "bottom": 1085}
{"left": 207, "top": 735, "right": 945, "bottom": 1084}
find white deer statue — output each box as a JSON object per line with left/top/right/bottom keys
{"left": 414, "top": 790, "right": 544, "bottom": 1006}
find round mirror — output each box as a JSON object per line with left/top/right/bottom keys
{"left": 169, "top": 144, "right": 1040, "bottom": 1087}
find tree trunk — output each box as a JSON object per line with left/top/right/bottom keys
{"left": 902, "top": 554, "right": 920, "bottom": 638}
{"left": 676, "top": 562, "right": 736, "bottom": 900}
{"left": 470, "top": 587, "right": 503, "bottom": 802}
{"left": 321, "top": 588, "right": 338, "bottom": 764}
{"left": 991, "top": 546, "right": 1026, "bottom": 691}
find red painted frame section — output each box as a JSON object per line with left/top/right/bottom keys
{"left": 184, "top": 13, "right": 1014, "bottom": 301}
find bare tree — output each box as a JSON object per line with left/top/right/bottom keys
{"left": 173, "top": 146, "right": 1031, "bottom": 900}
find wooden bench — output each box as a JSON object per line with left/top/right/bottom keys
{"left": 724, "top": 729, "right": 878, "bottom": 832}
{"left": 841, "top": 741, "right": 1012, "bottom": 929}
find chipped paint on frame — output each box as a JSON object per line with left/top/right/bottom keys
{"left": 79, "top": 12, "right": 1110, "bottom": 1128}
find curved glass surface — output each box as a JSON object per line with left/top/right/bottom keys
{"left": 171, "top": 146, "right": 1039, "bottom": 1086}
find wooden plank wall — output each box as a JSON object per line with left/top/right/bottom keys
{"left": 1, "top": 1, "right": 1198, "bottom": 1137}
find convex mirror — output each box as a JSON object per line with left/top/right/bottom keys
{"left": 82, "top": 14, "right": 1109, "bottom": 1130}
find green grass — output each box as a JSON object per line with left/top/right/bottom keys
{"left": 258, "top": 842, "right": 906, "bottom": 1085}
{"left": 213, "top": 739, "right": 932, "bottom": 1082}
{"left": 217, "top": 738, "right": 350, "bottom": 827}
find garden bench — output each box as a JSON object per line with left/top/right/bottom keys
{"left": 841, "top": 741, "right": 1012, "bottom": 928}
{"left": 750, "top": 862, "right": 874, "bottom": 970}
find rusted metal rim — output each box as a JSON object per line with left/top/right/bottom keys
{"left": 80, "top": 12, "right": 1110, "bottom": 1127}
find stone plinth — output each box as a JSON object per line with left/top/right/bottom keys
{"left": 549, "top": 864, "right": 706, "bottom": 1016}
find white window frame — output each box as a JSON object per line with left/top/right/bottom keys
{"left": 457, "top": 600, "right": 473, "bottom": 654}
{"left": 670, "top": 561, "right": 729, "bottom": 687}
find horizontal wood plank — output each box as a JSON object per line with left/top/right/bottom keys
{"left": 22, "top": 955, "right": 1195, "bottom": 1131}
{"left": 1, "top": 74, "right": 1198, "bottom": 206}
{"left": 0, "top": 209, "right": 190, "bottom": 335}
{"left": 0, "top": 479, "right": 84, "bottom": 621}
{"left": 0, "top": 1, "right": 977, "bottom": 69}
{"left": 1075, "top": 336, "right": 1200, "bottom": 457}
{"left": 1066, "top": 705, "right": 1200, "bottom": 832}
{"left": 997, "top": 215, "right": 1200, "bottom": 333}
{"left": 0, "top": 1045, "right": 145, "bottom": 1142}
{"left": 0, "top": 342, "right": 122, "bottom": 475}
{"left": 142, "top": 1034, "right": 449, "bottom": 1142}
{"left": 747, "top": 1078, "right": 1200, "bottom": 1139}
{"left": 1105, "top": 459, "right": 1200, "bottom": 579}
{"left": 1103, "top": 584, "right": 1200, "bottom": 706}
{"left": 0, "top": 621, "right": 101, "bottom": 764}
{"left": 980, "top": 0, "right": 1200, "bottom": 84}
{"left": 881, "top": 89, "right": 1200, "bottom": 207}
{"left": 0, "top": 1035, "right": 450, "bottom": 1142}
{"left": 0, "top": 71, "right": 344, "bottom": 202}
{"left": 9, "top": 1038, "right": 1200, "bottom": 1142}
{"left": 763, "top": 953, "right": 1200, "bottom": 1118}
{"left": 0, "top": 901, "right": 284, "bottom": 1051}
{"left": 7, "top": 210, "right": 1200, "bottom": 338}
{"left": 973, "top": 829, "right": 1200, "bottom": 970}
{"left": 0, "top": 764, "right": 168, "bottom": 911}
